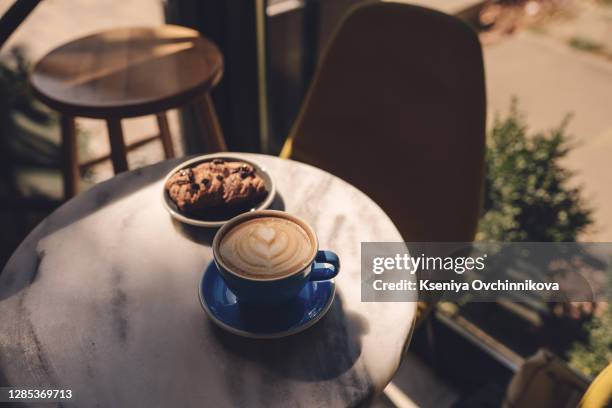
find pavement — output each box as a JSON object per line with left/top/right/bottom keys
{"left": 0, "top": 0, "right": 164, "bottom": 60}
{"left": 383, "top": 353, "right": 459, "bottom": 408}
{"left": 484, "top": 24, "right": 612, "bottom": 242}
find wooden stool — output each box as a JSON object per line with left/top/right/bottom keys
{"left": 30, "top": 25, "right": 227, "bottom": 199}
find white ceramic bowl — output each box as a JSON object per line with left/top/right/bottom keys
{"left": 162, "top": 153, "right": 276, "bottom": 228}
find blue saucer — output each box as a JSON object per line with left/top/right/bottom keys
{"left": 199, "top": 262, "right": 336, "bottom": 339}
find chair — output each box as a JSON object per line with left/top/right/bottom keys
{"left": 503, "top": 349, "right": 589, "bottom": 408}
{"left": 30, "top": 25, "right": 227, "bottom": 199}
{"left": 280, "top": 2, "right": 486, "bottom": 326}
{"left": 579, "top": 363, "right": 612, "bottom": 408}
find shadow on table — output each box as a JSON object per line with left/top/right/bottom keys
{"left": 170, "top": 192, "right": 286, "bottom": 247}
{"left": 0, "top": 160, "right": 181, "bottom": 302}
{"left": 209, "top": 292, "right": 369, "bottom": 381}
{"left": 0, "top": 171, "right": 286, "bottom": 302}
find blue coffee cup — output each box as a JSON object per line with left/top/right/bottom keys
{"left": 212, "top": 210, "right": 340, "bottom": 307}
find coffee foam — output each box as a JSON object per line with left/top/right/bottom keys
{"left": 218, "top": 216, "right": 315, "bottom": 279}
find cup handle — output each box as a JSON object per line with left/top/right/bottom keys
{"left": 310, "top": 250, "right": 340, "bottom": 281}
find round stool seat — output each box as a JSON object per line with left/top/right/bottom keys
{"left": 31, "top": 25, "right": 223, "bottom": 119}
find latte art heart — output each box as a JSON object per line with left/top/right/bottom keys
{"left": 218, "top": 217, "right": 315, "bottom": 279}
{"left": 246, "top": 229, "right": 288, "bottom": 260}
{"left": 254, "top": 226, "right": 276, "bottom": 243}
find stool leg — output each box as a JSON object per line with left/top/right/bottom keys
{"left": 156, "top": 113, "right": 175, "bottom": 158}
{"left": 194, "top": 93, "right": 227, "bottom": 152}
{"left": 106, "top": 118, "right": 128, "bottom": 174}
{"left": 60, "top": 114, "right": 78, "bottom": 199}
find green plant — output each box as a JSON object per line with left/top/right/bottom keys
{"left": 0, "top": 47, "right": 58, "bottom": 191}
{"left": 568, "top": 37, "right": 604, "bottom": 54}
{"left": 479, "top": 101, "right": 605, "bottom": 374}
{"left": 479, "top": 100, "right": 592, "bottom": 242}
{"left": 568, "top": 271, "right": 612, "bottom": 378}
{"left": 0, "top": 47, "right": 58, "bottom": 269}
{"left": 569, "top": 304, "right": 612, "bottom": 378}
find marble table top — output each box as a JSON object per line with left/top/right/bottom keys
{"left": 0, "top": 154, "right": 416, "bottom": 407}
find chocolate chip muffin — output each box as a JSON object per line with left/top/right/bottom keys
{"left": 165, "top": 159, "right": 267, "bottom": 214}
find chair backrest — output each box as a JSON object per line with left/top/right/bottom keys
{"left": 503, "top": 349, "right": 589, "bottom": 408}
{"left": 579, "top": 363, "right": 612, "bottom": 408}
{"left": 281, "top": 1, "right": 486, "bottom": 242}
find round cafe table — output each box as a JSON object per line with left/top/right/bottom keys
{"left": 0, "top": 154, "right": 416, "bottom": 407}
